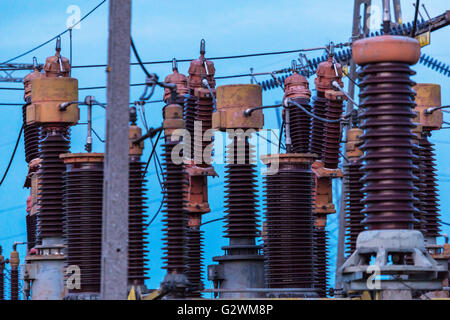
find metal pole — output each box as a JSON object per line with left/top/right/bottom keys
{"left": 101, "top": 0, "right": 131, "bottom": 300}
{"left": 393, "top": 0, "right": 403, "bottom": 25}
{"left": 335, "top": 0, "right": 371, "bottom": 295}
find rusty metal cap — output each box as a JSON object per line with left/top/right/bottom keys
{"left": 283, "top": 72, "right": 311, "bottom": 100}
{"left": 352, "top": 35, "right": 420, "bottom": 65}
{"left": 164, "top": 69, "right": 188, "bottom": 101}
{"left": 44, "top": 51, "right": 71, "bottom": 77}
{"left": 314, "top": 56, "right": 343, "bottom": 92}
{"left": 188, "top": 53, "right": 215, "bottom": 90}
{"left": 60, "top": 153, "right": 104, "bottom": 164}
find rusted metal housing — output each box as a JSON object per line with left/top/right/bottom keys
{"left": 413, "top": 83, "right": 443, "bottom": 131}
{"left": 28, "top": 77, "right": 79, "bottom": 125}
{"left": 213, "top": 84, "right": 264, "bottom": 131}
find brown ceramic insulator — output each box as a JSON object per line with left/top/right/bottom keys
{"left": 0, "top": 268, "right": 3, "bottom": 301}
{"left": 419, "top": 136, "right": 441, "bottom": 238}
{"left": 323, "top": 97, "right": 344, "bottom": 169}
{"left": 22, "top": 104, "right": 40, "bottom": 163}
{"left": 185, "top": 227, "right": 204, "bottom": 297}
{"left": 344, "top": 160, "right": 365, "bottom": 256}
{"left": 128, "top": 160, "right": 149, "bottom": 285}
{"left": 161, "top": 139, "right": 188, "bottom": 273}
{"left": 26, "top": 213, "right": 37, "bottom": 251}
{"left": 313, "top": 227, "right": 329, "bottom": 298}
{"left": 310, "top": 93, "right": 327, "bottom": 159}
{"left": 194, "top": 94, "right": 214, "bottom": 165}
{"left": 63, "top": 160, "right": 103, "bottom": 294}
{"left": 284, "top": 97, "right": 311, "bottom": 154}
{"left": 0, "top": 250, "right": 3, "bottom": 301}
{"left": 184, "top": 92, "right": 197, "bottom": 157}
{"left": 37, "top": 127, "right": 70, "bottom": 240}
{"left": 10, "top": 268, "right": 19, "bottom": 300}
{"left": 224, "top": 136, "right": 259, "bottom": 242}
{"left": 358, "top": 62, "right": 418, "bottom": 230}
{"left": 412, "top": 143, "right": 425, "bottom": 231}
{"left": 263, "top": 161, "right": 315, "bottom": 289}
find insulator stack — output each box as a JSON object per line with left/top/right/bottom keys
{"left": 128, "top": 160, "right": 149, "bottom": 285}
{"left": 262, "top": 154, "right": 315, "bottom": 292}
{"left": 62, "top": 153, "right": 104, "bottom": 295}
{"left": 224, "top": 135, "right": 259, "bottom": 243}
{"left": 10, "top": 250, "right": 19, "bottom": 300}
{"left": 37, "top": 126, "right": 70, "bottom": 240}
{"left": 194, "top": 91, "right": 215, "bottom": 164}
{"left": 161, "top": 103, "right": 188, "bottom": 275}
{"left": 353, "top": 36, "right": 421, "bottom": 230}
{"left": 283, "top": 71, "right": 312, "bottom": 153}
{"left": 344, "top": 161, "right": 364, "bottom": 255}
{"left": 420, "top": 136, "right": 441, "bottom": 238}
{"left": 311, "top": 161, "right": 341, "bottom": 297}
{"left": 23, "top": 68, "right": 44, "bottom": 163}
{"left": 128, "top": 123, "right": 148, "bottom": 286}
{"left": 411, "top": 119, "right": 425, "bottom": 231}
{"left": 344, "top": 128, "right": 365, "bottom": 256}
{"left": 211, "top": 84, "right": 264, "bottom": 298}
{"left": 311, "top": 55, "right": 343, "bottom": 159}
{"left": 185, "top": 227, "right": 204, "bottom": 297}
{"left": 314, "top": 228, "right": 329, "bottom": 297}
{"left": 0, "top": 248, "right": 4, "bottom": 300}
{"left": 412, "top": 83, "right": 443, "bottom": 240}
{"left": 184, "top": 94, "right": 197, "bottom": 155}
{"left": 323, "top": 91, "right": 345, "bottom": 169}
{"left": 26, "top": 213, "right": 37, "bottom": 250}
{"left": 310, "top": 94, "right": 327, "bottom": 158}
{"left": 182, "top": 43, "right": 217, "bottom": 296}
{"left": 29, "top": 76, "right": 79, "bottom": 241}
{"left": 10, "top": 269, "right": 19, "bottom": 300}
{"left": 187, "top": 44, "right": 216, "bottom": 165}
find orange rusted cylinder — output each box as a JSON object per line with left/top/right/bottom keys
{"left": 213, "top": 84, "right": 264, "bottom": 131}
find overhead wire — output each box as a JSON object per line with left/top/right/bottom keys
{"left": 0, "top": 0, "right": 106, "bottom": 64}
{"left": 0, "top": 124, "right": 23, "bottom": 187}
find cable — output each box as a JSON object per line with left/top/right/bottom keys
{"left": 201, "top": 217, "right": 226, "bottom": 226}
{"left": 0, "top": 0, "right": 106, "bottom": 64}
{"left": 130, "top": 37, "right": 151, "bottom": 78}
{"left": 0, "top": 124, "right": 23, "bottom": 187}
{"left": 287, "top": 99, "right": 342, "bottom": 123}
{"left": 71, "top": 48, "right": 316, "bottom": 69}
{"left": 91, "top": 128, "right": 105, "bottom": 143}
{"left": 143, "top": 129, "right": 163, "bottom": 177}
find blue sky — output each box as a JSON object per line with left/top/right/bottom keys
{"left": 0, "top": 0, "right": 449, "bottom": 293}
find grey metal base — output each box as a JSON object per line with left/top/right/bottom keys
{"left": 209, "top": 250, "right": 265, "bottom": 299}
{"left": 23, "top": 238, "right": 66, "bottom": 300}
{"left": 160, "top": 273, "right": 190, "bottom": 299}
{"left": 341, "top": 230, "right": 446, "bottom": 296}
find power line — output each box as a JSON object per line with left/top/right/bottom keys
{"left": 71, "top": 48, "right": 312, "bottom": 69}
{"left": 0, "top": 0, "right": 107, "bottom": 65}
{"left": 0, "top": 124, "right": 23, "bottom": 187}
{"left": 130, "top": 37, "right": 151, "bottom": 78}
